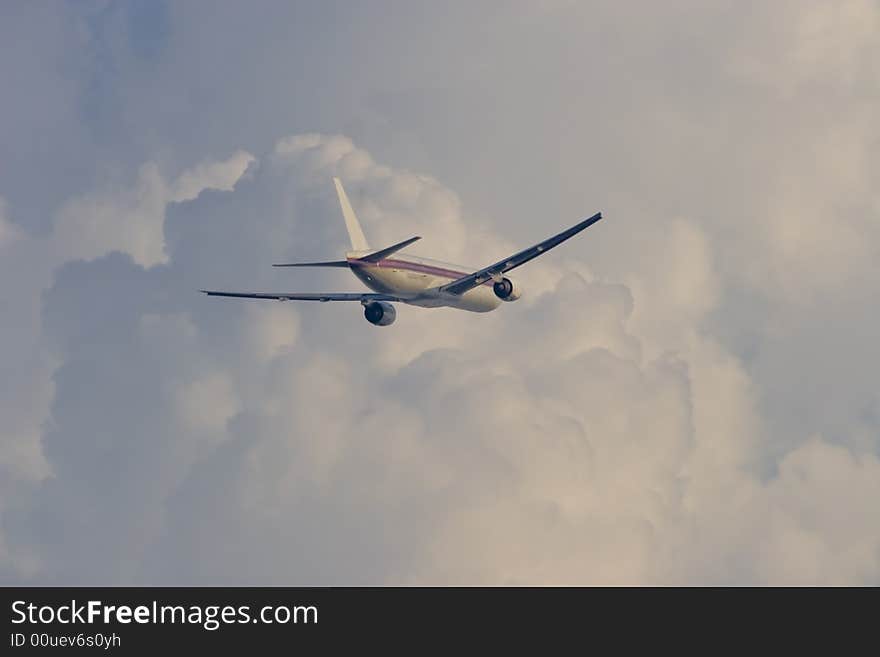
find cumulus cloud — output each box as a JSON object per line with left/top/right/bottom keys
{"left": 170, "top": 150, "right": 256, "bottom": 203}
{"left": 2, "top": 134, "right": 877, "bottom": 586}
{"left": 0, "top": 198, "right": 24, "bottom": 249}
{"left": 51, "top": 151, "right": 254, "bottom": 267}
{"left": 0, "top": 198, "right": 52, "bottom": 483}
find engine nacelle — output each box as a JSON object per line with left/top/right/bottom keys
{"left": 493, "top": 277, "right": 522, "bottom": 302}
{"left": 363, "top": 301, "right": 397, "bottom": 326}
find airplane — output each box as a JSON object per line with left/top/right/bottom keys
{"left": 201, "top": 178, "right": 603, "bottom": 326}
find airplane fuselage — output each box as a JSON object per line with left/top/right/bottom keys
{"left": 347, "top": 251, "right": 505, "bottom": 312}
{"left": 201, "top": 177, "right": 601, "bottom": 326}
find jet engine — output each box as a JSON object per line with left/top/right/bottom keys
{"left": 363, "top": 301, "right": 397, "bottom": 326}
{"left": 493, "top": 277, "right": 522, "bottom": 302}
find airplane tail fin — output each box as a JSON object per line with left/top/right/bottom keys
{"left": 333, "top": 177, "right": 369, "bottom": 251}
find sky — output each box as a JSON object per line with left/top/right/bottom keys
{"left": 1, "top": 0, "right": 879, "bottom": 585}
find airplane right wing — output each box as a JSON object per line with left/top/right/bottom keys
{"left": 439, "top": 212, "right": 603, "bottom": 296}
{"left": 200, "top": 290, "right": 402, "bottom": 303}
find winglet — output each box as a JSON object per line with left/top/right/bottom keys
{"left": 333, "top": 178, "right": 369, "bottom": 251}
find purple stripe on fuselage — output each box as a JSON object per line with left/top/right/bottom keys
{"left": 348, "top": 257, "right": 494, "bottom": 286}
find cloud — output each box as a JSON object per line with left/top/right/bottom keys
{"left": 170, "top": 150, "right": 256, "bottom": 203}
{"left": 2, "top": 134, "right": 877, "bottom": 586}
{"left": 50, "top": 151, "right": 254, "bottom": 267}
{"left": 0, "top": 199, "right": 53, "bottom": 480}
{"left": 753, "top": 440, "right": 880, "bottom": 584}
{"left": 1, "top": 1, "right": 879, "bottom": 586}
{"left": 0, "top": 198, "right": 24, "bottom": 249}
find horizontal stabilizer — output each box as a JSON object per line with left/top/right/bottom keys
{"left": 272, "top": 260, "right": 350, "bottom": 268}
{"left": 359, "top": 236, "right": 421, "bottom": 263}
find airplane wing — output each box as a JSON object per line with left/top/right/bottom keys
{"left": 200, "top": 290, "right": 401, "bottom": 302}
{"left": 439, "top": 212, "right": 603, "bottom": 296}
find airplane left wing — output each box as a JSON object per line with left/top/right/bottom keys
{"left": 200, "top": 290, "right": 401, "bottom": 302}
{"left": 439, "top": 212, "right": 603, "bottom": 296}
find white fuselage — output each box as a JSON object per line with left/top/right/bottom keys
{"left": 347, "top": 251, "right": 505, "bottom": 312}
